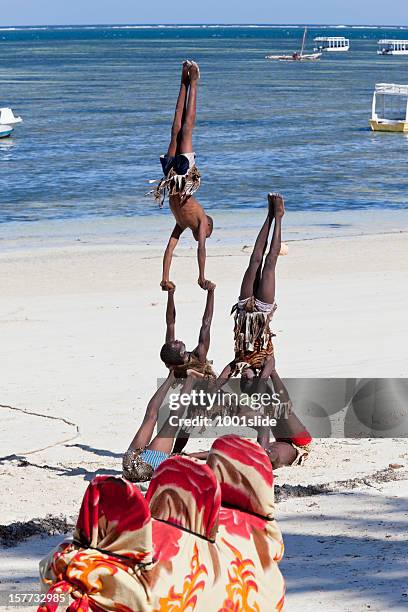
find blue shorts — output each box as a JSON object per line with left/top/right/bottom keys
{"left": 139, "top": 448, "right": 169, "bottom": 470}
{"left": 160, "top": 152, "right": 196, "bottom": 177}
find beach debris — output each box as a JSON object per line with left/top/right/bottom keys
{"left": 0, "top": 515, "right": 74, "bottom": 547}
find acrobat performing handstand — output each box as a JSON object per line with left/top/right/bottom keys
{"left": 220, "top": 192, "right": 284, "bottom": 384}
{"left": 122, "top": 285, "right": 216, "bottom": 482}
{"left": 150, "top": 60, "right": 214, "bottom": 292}
{"left": 171, "top": 192, "right": 283, "bottom": 456}
{"left": 182, "top": 192, "right": 312, "bottom": 466}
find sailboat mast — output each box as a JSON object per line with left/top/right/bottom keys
{"left": 300, "top": 26, "right": 307, "bottom": 57}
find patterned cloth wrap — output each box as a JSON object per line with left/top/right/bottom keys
{"left": 172, "top": 352, "right": 216, "bottom": 381}
{"left": 38, "top": 476, "right": 153, "bottom": 612}
{"left": 39, "top": 436, "right": 285, "bottom": 611}
{"left": 149, "top": 152, "right": 201, "bottom": 207}
{"left": 231, "top": 296, "right": 278, "bottom": 375}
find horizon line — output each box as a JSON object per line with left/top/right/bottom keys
{"left": 2, "top": 22, "right": 408, "bottom": 29}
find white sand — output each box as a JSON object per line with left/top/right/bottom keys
{"left": 1, "top": 229, "right": 408, "bottom": 609}
{"left": 1, "top": 481, "right": 407, "bottom": 611}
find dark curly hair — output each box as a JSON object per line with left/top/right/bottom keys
{"left": 206, "top": 215, "right": 214, "bottom": 237}
{"left": 160, "top": 341, "right": 185, "bottom": 366}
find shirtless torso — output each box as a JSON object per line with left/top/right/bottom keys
{"left": 162, "top": 193, "right": 213, "bottom": 291}
{"left": 169, "top": 194, "right": 207, "bottom": 236}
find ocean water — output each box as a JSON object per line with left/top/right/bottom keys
{"left": 1, "top": 25, "right": 408, "bottom": 225}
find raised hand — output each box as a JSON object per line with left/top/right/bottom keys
{"left": 161, "top": 280, "right": 176, "bottom": 292}
{"left": 198, "top": 278, "right": 216, "bottom": 291}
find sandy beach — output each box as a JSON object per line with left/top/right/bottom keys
{"left": 1, "top": 217, "right": 408, "bottom": 610}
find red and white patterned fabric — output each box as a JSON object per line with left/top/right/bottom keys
{"left": 39, "top": 437, "right": 285, "bottom": 611}
{"left": 38, "top": 475, "right": 153, "bottom": 612}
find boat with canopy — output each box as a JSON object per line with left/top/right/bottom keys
{"left": 313, "top": 37, "right": 350, "bottom": 52}
{"left": 370, "top": 83, "right": 408, "bottom": 132}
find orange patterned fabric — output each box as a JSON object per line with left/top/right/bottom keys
{"left": 38, "top": 475, "right": 153, "bottom": 612}
{"left": 39, "top": 440, "right": 285, "bottom": 611}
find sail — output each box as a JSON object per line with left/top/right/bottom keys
{"left": 300, "top": 27, "right": 308, "bottom": 57}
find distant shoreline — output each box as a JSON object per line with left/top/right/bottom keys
{"left": 2, "top": 208, "right": 408, "bottom": 254}
{"left": 2, "top": 24, "right": 408, "bottom": 30}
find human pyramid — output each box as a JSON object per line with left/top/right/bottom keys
{"left": 123, "top": 61, "right": 312, "bottom": 483}
{"left": 39, "top": 62, "right": 314, "bottom": 612}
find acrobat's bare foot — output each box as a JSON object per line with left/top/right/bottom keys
{"left": 279, "top": 242, "right": 289, "bottom": 256}
{"left": 268, "top": 192, "right": 285, "bottom": 218}
{"left": 189, "top": 61, "right": 200, "bottom": 81}
{"left": 161, "top": 280, "right": 176, "bottom": 292}
{"left": 181, "top": 60, "right": 190, "bottom": 84}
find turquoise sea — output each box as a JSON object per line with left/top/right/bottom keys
{"left": 1, "top": 25, "right": 408, "bottom": 225}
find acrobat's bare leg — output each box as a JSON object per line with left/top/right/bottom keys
{"left": 256, "top": 193, "right": 284, "bottom": 304}
{"left": 267, "top": 411, "right": 311, "bottom": 468}
{"left": 179, "top": 61, "right": 199, "bottom": 154}
{"left": 239, "top": 195, "right": 275, "bottom": 300}
{"left": 127, "top": 374, "right": 175, "bottom": 450}
{"left": 167, "top": 62, "right": 190, "bottom": 157}
{"left": 267, "top": 368, "right": 312, "bottom": 468}
{"left": 148, "top": 376, "right": 196, "bottom": 454}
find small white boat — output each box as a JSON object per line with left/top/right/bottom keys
{"left": 266, "top": 27, "right": 322, "bottom": 62}
{"left": 0, "top": 124, "right": 13, "bottom": 138}
{"left": 0, "top": 107, "right": 22, "bottom": 125}
{"left": 314, "top": 37, "right": 350, "bottom": 52}
{"left": 377, "top": 40, "right": 408, "bottom": 56}
{"left": 370, "top": 83, "right": 408, "bottom": 132}
{"left": 266, "top": 52, "right": 321, "bottom": 61}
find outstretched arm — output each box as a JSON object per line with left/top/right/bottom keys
{"left": 165, "top": 289, "right": 176, "bottom": 343}
{"left": 128, "top": 371, "right": 176, "bottom": 450}
{"left": 218, "top": 362, "right": 233, "bottom": 383}
{"left": 148, "top": 373, "right": 199, "bottom": 454}
{"left": 161, "top": 224, "right": 184, "bottom": 291}
{"left": 268, "top": 366, "right": 311, "bottom": 442}
{"left": 212, "top": 362, "right": 234, "bottom": 393}
{"left": 193, "top": 286, "right": 215, "bottom": 362}
{"left": 197, "top": 220, "right": 213, "bottom": 290}
{"left": 260, "top": 354, "right": 277, "bottom": 381}
{"left": 268, "top": 362, "right": 291, "bottom": 404}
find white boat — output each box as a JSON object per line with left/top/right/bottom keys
{"left": 377, "top": 40, "right": 408, "bottom": 56}
{"left": 266, "top": 27, "right": 322, "bottom": 62}
{"left": 0, "top": 124, "right": 13, "bottom": 138}
{"left": 314, "top": 37, "right": 350, "bottom": 52}
{"left": 370, "top": 83, "right": 408, "bottom": 132}
{"left": 0, "top": 107, "right": 22, "bottom": 125}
